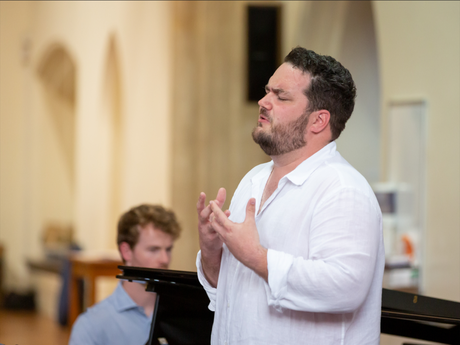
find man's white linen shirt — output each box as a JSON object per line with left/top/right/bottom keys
{"left": 197, "top": 142, "right": 385, "bottom": 345}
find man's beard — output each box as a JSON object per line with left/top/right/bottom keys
{"left": 252, "top": 108, "right": 311, "bottom": 156}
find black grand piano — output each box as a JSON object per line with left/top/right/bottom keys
{"left": 117, "top": 266, "right": 460, "bottom": 345}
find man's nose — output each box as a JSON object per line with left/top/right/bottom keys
{"left": 159, "top": 250, "right": 170, "bottom": 266}
{"left": 258, "top": 93, "right": 272, "bottom": 110}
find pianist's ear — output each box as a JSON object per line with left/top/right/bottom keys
{"left": 119, "top": 241, "right": 133, "bottom": 265}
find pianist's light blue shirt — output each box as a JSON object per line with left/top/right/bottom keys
{"left": 69, "top": 282, "right": 152, "bottom": 345}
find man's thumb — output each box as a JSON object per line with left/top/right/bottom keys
{"left": 245, "top": 198, "right": 256, "bottom": 220}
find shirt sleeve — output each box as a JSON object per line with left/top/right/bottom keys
{"left": 196, "top": 250, "right": 217, "bottom": 311}
{"left": 68, "top": 313, "right": 99, "bottom": 345}
{"left": 265, "top": 187, "right": 382, "bottom": 313}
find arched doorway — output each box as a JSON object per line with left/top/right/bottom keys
{"left": 100, "top": 35, "right": 124, "bottom": 249}
{"left": 36, "top": 43, "right": 77, "bottom": 255}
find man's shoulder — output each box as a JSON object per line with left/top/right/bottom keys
{"left": 69, "top": 293, "right": 118, "bottom": 344}
{"left": 75, "top": 292, "right": 118, "bottom": 324}
{"left": 314, "top": 153, "right": 373, "bottom": 192}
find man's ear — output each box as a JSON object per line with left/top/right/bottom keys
{"left": 119, "top": 242, "right": 133, "bottom": 265}
{"left": 310, "top": 110, "right": 330, "bottom": 134}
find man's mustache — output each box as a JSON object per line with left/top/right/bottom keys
{"left": 259, "top": 107, "right": 270, "bottom": 120}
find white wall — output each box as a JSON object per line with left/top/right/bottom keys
{"left": 373, "top": 1, "right": 460, "bottom": 302}
{"left": 0, "top": 1, "right": 173, "bottom": 291}
{"left": 283, "top": 1, "right": 381, "bottom": 184}
{"left": 0, "top": 0, "right": 36, "bottom": 291}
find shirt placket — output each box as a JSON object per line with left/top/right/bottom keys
{"left": 257, "top": 177, "right": 288, "bottom": 218}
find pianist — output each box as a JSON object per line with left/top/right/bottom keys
{"left": 197, "top": 47, "right": 385, "bottom": 344}
{"left": 69, "top": 204, "right": 181, "bottom": 345}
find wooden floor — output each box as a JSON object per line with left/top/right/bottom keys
{"left": 0, "top": 308, "right": 70, "bottom": 345}
{"left": 0, "top": 308, "right": 443, "bottom": 345}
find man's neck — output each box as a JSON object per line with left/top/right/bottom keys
{"left": 122, "top": 280, "right": 156, "bottom": 317}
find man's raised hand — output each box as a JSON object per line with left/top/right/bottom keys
{"left": 209, "top": 198, "right": 268, "bottom": 282}
{"left": 197, "top": 188, "right": 230, "bottom": 287}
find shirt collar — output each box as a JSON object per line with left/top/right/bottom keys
{"left": 286, "top": 141, "right": 337, "bottom": 186}
{"left": 113, "top": 281, "right": 141, "bottom": 312}
{"left": 251, "top": 141, "right": 337, "bottom": 187}
{"left": 251, "top": 160, "right": 275, "bottom": 185}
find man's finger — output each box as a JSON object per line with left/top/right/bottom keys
{"left": 209, "top": 200, "right": 230, "bottom": 227}
{"left": 197, "top": 192, "right": 206, "bottom": 212}
{"left": 244, "top": 198, "right": 256, "bottom": 223}
{"left": 215, "top": 188, "right": 227, "bottom": 208}
{"left": 200, "top": 204, "right": 213, "bottom": 221}
{"left": 208, "top": 205, "right": 226, "bottom": 237}
{"left": 198, "top": 193, "right": 215, "bottom": 223}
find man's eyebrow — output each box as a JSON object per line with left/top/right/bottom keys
{"left": 265, "top": 86, "right": 291, "bottom": 95}
{"left": 147, "top": 244, "right": 174, "bottom": 250}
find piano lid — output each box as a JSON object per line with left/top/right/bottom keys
{"left": 118, "top": 266, "right": 460, "bottom": 345}
{"left": 381, "top": 288, "right": 460, "bottom": 344}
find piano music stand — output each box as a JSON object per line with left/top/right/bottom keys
{"left": 117, "top": 266, "right": 214, "bottom": 345}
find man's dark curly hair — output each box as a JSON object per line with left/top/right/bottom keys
{"left": 284, "top": 47, "right": 357, "bottom": 141}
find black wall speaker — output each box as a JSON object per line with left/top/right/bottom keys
{"left": 247, "top": 5, "right": 281, "bottom": 102}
